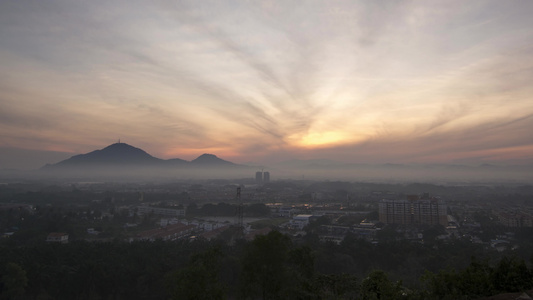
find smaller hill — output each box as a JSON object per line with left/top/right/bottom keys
{"left": 39, "top": 143, "right": 251, "bottom": 179}
{"left": 191, "top": 154, "right": 236, "bottom": 166}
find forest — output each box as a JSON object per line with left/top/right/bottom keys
{"left": 2, "top": 230, "right": 533, "bottom": 299}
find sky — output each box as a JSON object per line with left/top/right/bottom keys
{"left": 1, "top": 0, "right": 533, "bottom": 170}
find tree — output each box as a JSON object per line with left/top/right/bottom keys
{"left": 422, "top": 225, "right": 446, "bottom": 243}
{"left": 359, "top": 270, "right": 403, "bottom": 300}
{"left": 240, "top": 231, "right": 292, "bottom": 299}
{"left": 457, "top": 257, "right": 493, "bottom": 297}
{"left": 422, "top": 268, "right": 464, "bottom": 299}
{"left": 1, "top": 263, "right": 28, "bottom": 300}
{"left": 245, "top": 203, "right": 271, "bottom": 217}
{"left": 286, "top": 246, "right": 316, "bottom": 298}
{"left": 166, "top": 247, "right": 226, "bottom": 300}
{"left": 313, "top": 273, "right": 358, "bottom": 299}
{"left": 491, "top": 256, "right": 532, "bottom": 293}
{"left": 376, "top": 224, "right": 402, "bottom": 242}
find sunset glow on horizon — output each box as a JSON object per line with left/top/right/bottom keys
{"left": 1, "top": 0, "right": 533, "bottom": 169}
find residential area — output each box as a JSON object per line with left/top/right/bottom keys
{"left": 1, "top": 179, "right": 533, "bottom": 299}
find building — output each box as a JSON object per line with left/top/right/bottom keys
{"left": 199, "top": 225, "right": 231, "bottom": 241}
{"left": 263, "top": 171, "right": 270, "bottom": 183}
{"left": 497, "top": 211, "right": 533, "bottom": 228}
{"left": 136, "top": 206, "right": 185, "bottom": 217}
{"left": 255, "top": 171, "right": 263, "bottom": 185}
{"left": 245, "top": 227, "right": 272, "bottom": 241}
{"left": 46, "top": 232, "right": 69, "bottom": 244}
{"left": 255, "top": 171, "right": 271, "bottom": 185}
{"left": 0, "top": 203, "right": 33, "bottom": 212}
{"left": 136, "top": 223, "right": 195, "bottom": 241}
{"left": 278, "top": 207, "right": 294, "bottom": 217}
{"left": 291, "top": 214, "right": 313, "bottom": 229}
{"left": 379, "top": 195, "right": 447, "bottom": 226}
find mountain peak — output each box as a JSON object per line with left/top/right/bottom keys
{"left": 41, "top": 143, "right": 245, "bottom": 177}
{"left": 43, "top": 142, "right": 161, "bottom": 168}
{"left": 104, "top": 142, "right": 133, "bottom": 148}
{"left": 92, "top": 143, "right": 157, "bottom": 161}
{"left": 99, "top": 142, "right": 141, "bottom": 153}
{"left": 197, "top": 153, "right": 218, "bottom": 159}
{"left": 191, "top": 153, "right": 234, "bottom": 165}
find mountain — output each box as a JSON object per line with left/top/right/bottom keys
{"left": 43, "top": 143, "right": 163, "bottom": 168}
{"left": 166, "top": 158, "right": 189, "bottom": 166}
{"left": 39, "top": 143, "right": 533, "bottom": 182}
{"left": 41, "top": 143, "right": 248, "bottom": 179}
{"left": 191, "top": 154, "right": 235, "bottom": 166}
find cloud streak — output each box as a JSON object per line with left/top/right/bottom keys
{"left": 1, "top": 0, "right": 533, "bottom": 168}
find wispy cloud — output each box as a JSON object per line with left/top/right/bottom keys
{"left": 1, "top": 0, "right": 533, "bottom": 167}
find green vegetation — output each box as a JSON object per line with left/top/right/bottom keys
{"left": 1, "top": 181, "right": 533, "bottom": 299}
{"left": 1, "top": 231, "right": 533, "bottom": 299}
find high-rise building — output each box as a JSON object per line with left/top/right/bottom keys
{"left": 378, "top": 195, "right": 447, "bottom": 226}
{"left": 263, "top": 171, "right": 270, "bottom": 183}
{"left": 255, "top": 171, "right": 263, "bottom": 185}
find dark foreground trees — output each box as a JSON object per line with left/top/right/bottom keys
{"left": 422, "top": 256, "right": 533, "bottom": 299}
{"left": 166, "top": 247, "right": 226, "bottom": 300}
{"left": 0, "top": 262, "right": 27, "bottom": 300}
{"left": 1, "top": 231, "right": 533, "bottom": 299}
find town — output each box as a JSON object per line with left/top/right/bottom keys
{"left": 3, "top": 173, "right": 532, "bottom": 247}
{"left": 2, "top": 173, "right": 533, "bottom": 299}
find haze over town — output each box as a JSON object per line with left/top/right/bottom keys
{"left": 3, "top": 3, "right": 533, "bottom": 299}
{"left": 2, "top": 0, "right": 533, "bottom": 172}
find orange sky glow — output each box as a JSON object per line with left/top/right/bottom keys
{"left": 1, "top": 0, "right": 533, "bottom": 170}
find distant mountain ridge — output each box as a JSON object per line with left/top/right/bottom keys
{"left": 36, "top": 143, "right": 533, "bottom": 182}
{"left": 49, "top": 143, "right": 163, "bottom": 166}
{"left": 41, "top": 143, "right": 240, "bottom": 171}
{"left": 192, "top": 154, "right": 236, "bottom": 166}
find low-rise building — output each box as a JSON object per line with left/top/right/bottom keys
{"left": 291, "top": 214, "right": 313, "bottom": 230}
{"left": 278, "top": 207, "right": 295, "bottom": 217}
{"left": 199, "top": 225, "right": 231, "bottom": 241}
{"left": 46, "top": 232, "right": 69, "bottom": 244}
{"left": 136, "top": 223, "right": 195, "bottom": 241}
{"left": 136, "top": 206, "right": 185, "bottom": 217}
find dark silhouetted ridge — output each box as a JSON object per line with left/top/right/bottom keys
{"left": 46, "top": 143, "right": 163, "bottom": 168}
{"left": 191, "top": 154, "right": 235, "bottom": 166}
{"left": 40, "top": 143, "right": 249, "bottom": 179}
